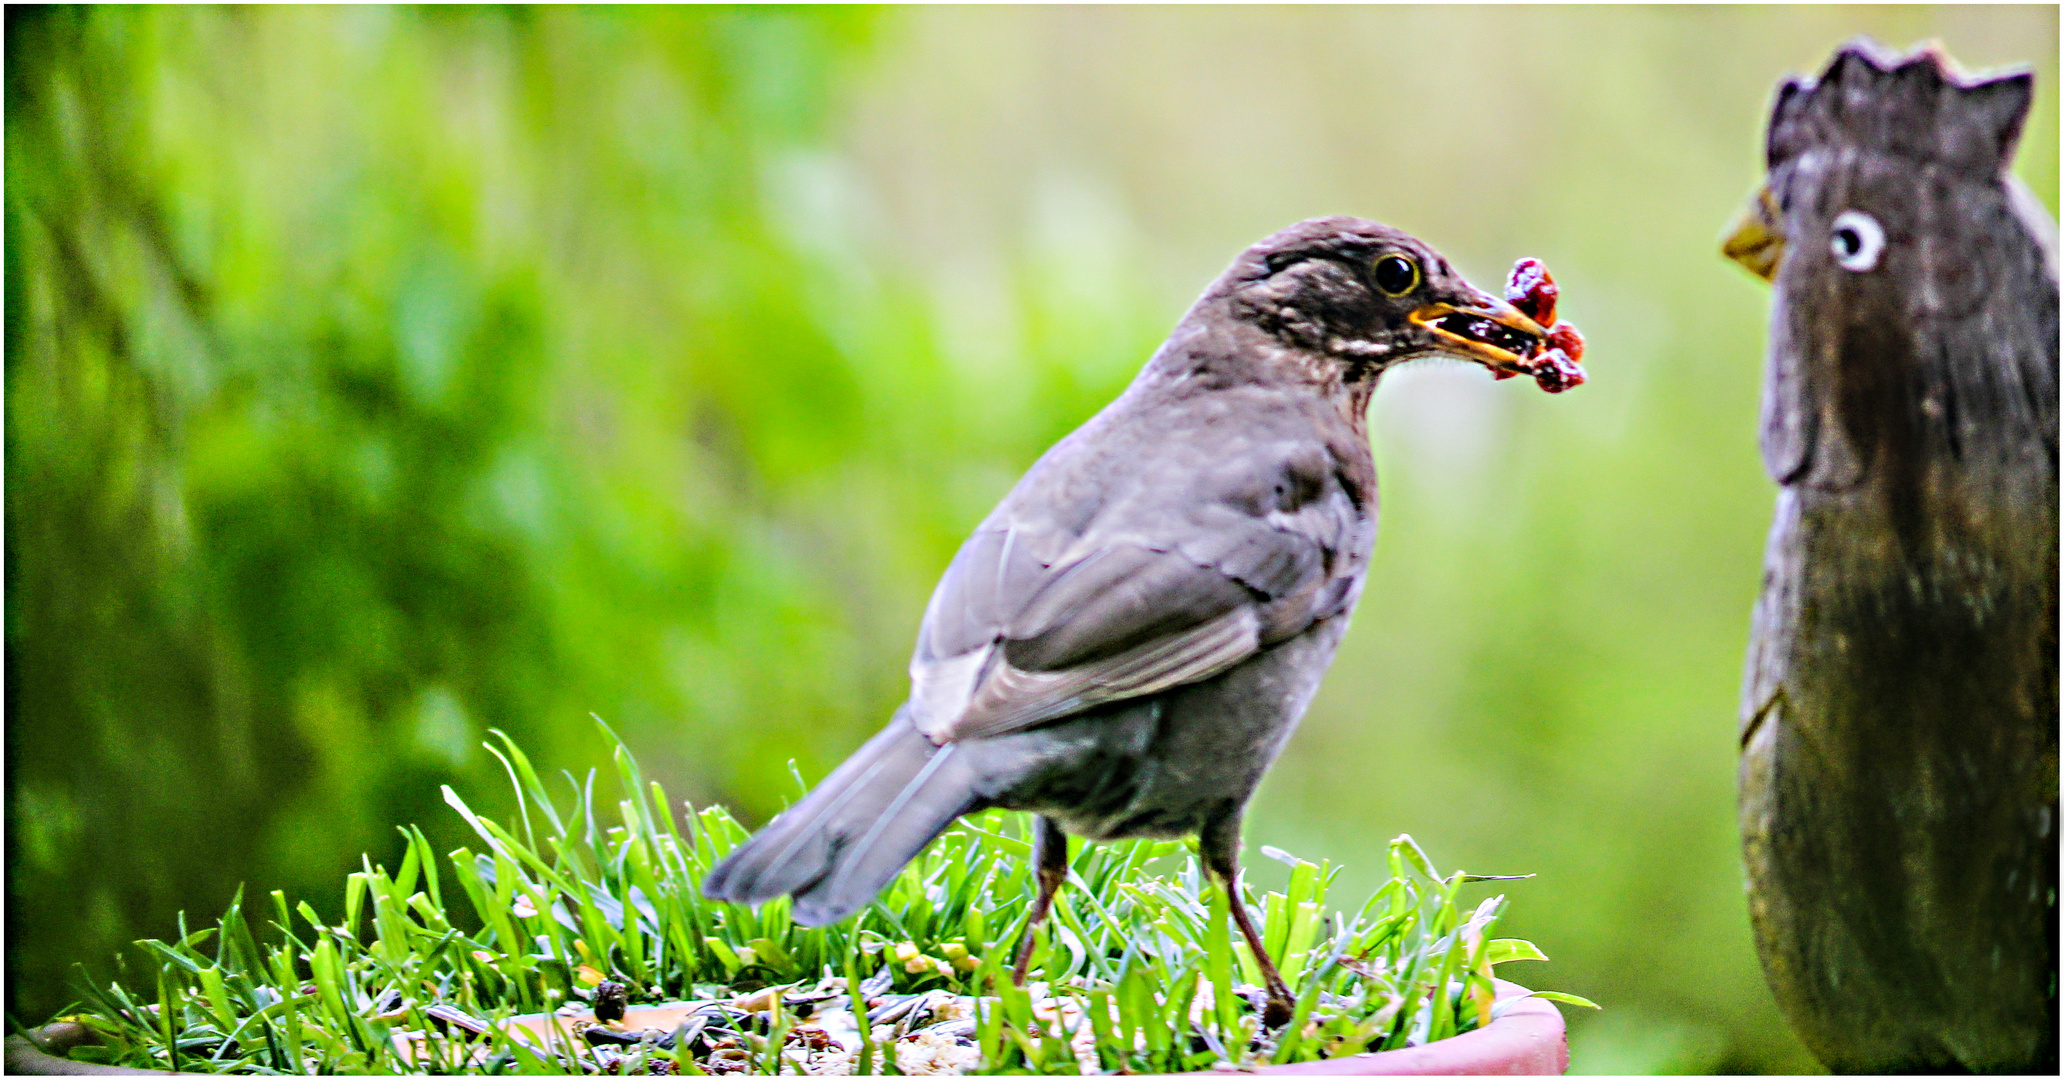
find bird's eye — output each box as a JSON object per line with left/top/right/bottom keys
{"left": 1373, "top": 254, "right": 1420, "bottom": 296}
{"left": 1829, "top": 210, "right": 1885, "bottom": 272}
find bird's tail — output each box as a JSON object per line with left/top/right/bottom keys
{"left": 702, "top": 707, "right": 978, "bottom": 927}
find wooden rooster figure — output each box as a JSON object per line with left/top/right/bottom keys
{"left": 1725, "top": 40, "right": 2058, "bottom": 1073}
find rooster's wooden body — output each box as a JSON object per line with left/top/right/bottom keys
{"left": 1728, "top": 42, "right": 2058, "bottom": 1073}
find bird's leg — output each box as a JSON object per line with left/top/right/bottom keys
{"left": 1011, "top": 815, "right": 1070, "bottom": 987}
{"left": 1202, "top": 810, "right": 1295, "bottom": 1029}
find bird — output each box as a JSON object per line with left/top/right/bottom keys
{"left": 1724, "top": 41, "right": 2058, "bottom": 1073}
{"left": 704, "top": 216, "right": 1570, "bottom": 1026}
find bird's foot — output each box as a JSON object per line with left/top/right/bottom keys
{"left": 1262, "top": 991, "right": 1294, "bottom": 1030}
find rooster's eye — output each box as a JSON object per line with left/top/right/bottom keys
{"left": 1830, "top": 210, "right": 1885, "bottom": 272}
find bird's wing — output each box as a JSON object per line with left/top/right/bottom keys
{"left": 907, "top": 437, "right": 1364, "bottom": 744}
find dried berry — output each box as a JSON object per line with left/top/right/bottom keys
{"left": 1505, "top": 257, "right": 1558, "bottom": 326}
{"left": 1530, "top": 349, "right": 1586, "bottom": 394}
{"left": 1546, "top": 321, "right": 1584, "bottom": 364}
{"left": 1497, "top": 257, "right": 1587, "bottom": 394}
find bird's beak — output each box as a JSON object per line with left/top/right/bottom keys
{"left": 1407, "top": 295, "right": 1552, "bottom": 375}
{"left": 1723, "top": 184, "right": 1784, "bottom": 282}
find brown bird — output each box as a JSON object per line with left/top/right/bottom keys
{"left": 705, "top": 217, "right": 1576, "bottom": 1026}
{"left": 1726, "top": 41, "right": 2058, "bottom": 1073}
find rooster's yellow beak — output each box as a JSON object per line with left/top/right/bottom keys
{"left": 1723, "top": 184, "right": 1785, "bottom": 282}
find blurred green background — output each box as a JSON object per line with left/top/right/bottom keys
{"left": 6, "top": 5, "right": 2056, "bottom": 1072}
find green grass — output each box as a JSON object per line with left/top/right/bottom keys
{"left": 37, "top": 719, "right": 1594, "bottom": 1074}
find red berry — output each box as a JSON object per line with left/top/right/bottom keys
{"left": 1496, "top": 257, "right": 1586, "bottom": 393}
{"left": 1547, "top": 321, "right": 1585, "bottom": 364}
{"left": 1529, "top": 349, "right": 1586, "bottom": 394}
{"left": 1505, "top": 258, "right": 1557, "bottom": 326}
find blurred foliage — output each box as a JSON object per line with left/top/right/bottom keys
{"left": 5, "top": 2, "right": 911, "bottom": 1025}
{"left": 5, "top": 5, "right": 2055, "bottom": 1075}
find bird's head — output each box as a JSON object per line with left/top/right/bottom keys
{"left": 1218, "top": 217, "right": 1555, "bottom": 381}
